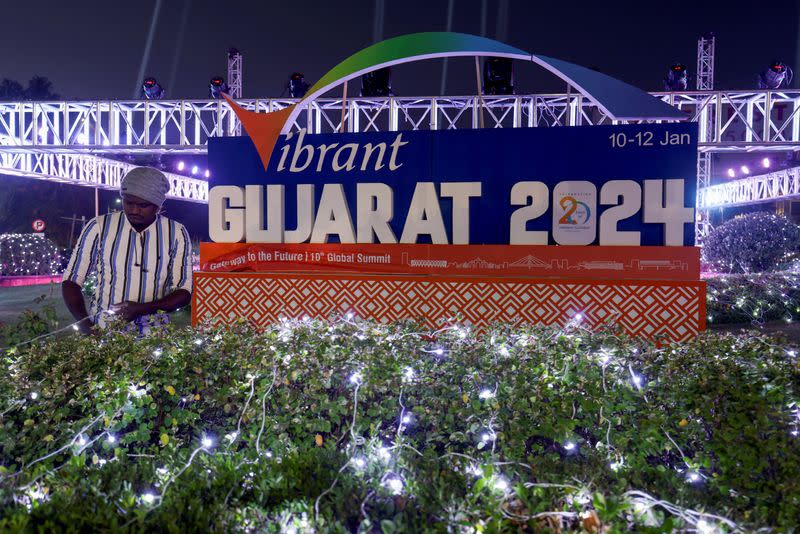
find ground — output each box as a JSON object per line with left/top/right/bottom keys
{"left": 0, "top": 283, "right": 191, "bottom": 330}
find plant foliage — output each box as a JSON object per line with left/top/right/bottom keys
{"left": 0, "top": 319, "right": 798, "bottom": 532}
{"left": 702, "top": 212, "right": 800, "bottom": 274}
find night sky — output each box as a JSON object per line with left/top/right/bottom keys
{"left": 2, "top": 0, "right": 798, "bottom": 101}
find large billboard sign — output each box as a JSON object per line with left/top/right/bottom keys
{"left": 194, "top": 31, "right": 704, "bottom": 341}
{"left": 207, "top": 123, "right": 697, "bottom": 249}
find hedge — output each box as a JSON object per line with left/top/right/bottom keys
{"left": 0, "top": 317, "right": 798, "bottom": 532}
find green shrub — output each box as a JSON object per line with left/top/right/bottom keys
{"left": 706, "top": 272, "right": 800, "bottom": 324}
{"left": 702, "top": 212, "right": 800, "bottom": 273}
{"left": 0, "top": 233, "right": 63, "bottom": 276}
{"left": 0, "top": 319, "right": 797, "bottom": 532}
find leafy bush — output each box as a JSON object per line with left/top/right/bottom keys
{"left": 702, "top": 212, "right": 800, "bottom": 273}
{"left": 0, "top": 319, "right": 798, "bottom": 532}
{"left": 0, "top": 233, "right": 63, "bottom": 276}
{"left": 706, "top": 272, "right": 800, "bottom": 324}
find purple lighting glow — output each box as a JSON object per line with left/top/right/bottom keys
{"left": 177, "top": 161, "right": 185, "bottom": 171}
{"left": 762, "top": 157, "right": 771, "bottom": 169}
{"left": 191, "top": 165, "right": 199, "bottom": 175}
{"left": 740, "top": 165, "right": 750, "bottom": 175}
{"left": 727, "top": 168, "right": 735, "bottom": 178}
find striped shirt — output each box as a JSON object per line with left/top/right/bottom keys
{"left": 63, "top": 212, "right": 192, "bottom": 327}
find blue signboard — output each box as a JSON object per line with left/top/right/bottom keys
{"left": 208, "top": 122, "right": 697, "bottom": 246}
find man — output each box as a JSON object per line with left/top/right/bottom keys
{"left": 62, "top": 167, "right": 193, "bottom": 335}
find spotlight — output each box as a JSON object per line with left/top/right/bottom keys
{"left": 483, "top": 57, "right": 515, "bottom": 95}
{"left": 360, "top": 67, "right": 394, "bottom": 97}
{"left": 177, "top": 161, "right": 185, "bottom": 171}
{"left": 142, "top": 77, "right": 165, "bottom": 99}
{"left": 204, "top": 169, "right": 210, "bottom": 178}
{"left": 288, "top": 72, "right": 309, "bottom": 98}
{"left": 727, "top": 168, "right": 735, "bottom": 178}
{"left": 209, "top": 76, "right": 228, "bottom": 99}
{"left": 762, "top": 157, "right": 771, "bottom": 169}
{"left": 740, "top": 165, "right": 750, "bottom": 175}
{"left": 664, "top": 64, "right": 688, "bottom": 91}
{"left": 758, "top": 60, "right": 793, "bottom": 89}
{"left": 191, "top": 165, "right": 198, "bottom": 175}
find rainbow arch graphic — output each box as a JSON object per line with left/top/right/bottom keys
{"left": 223, "top": 32, "right": 686, "bottom": 169}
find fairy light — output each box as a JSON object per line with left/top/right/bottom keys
{"left": 696, "top": 519, "right": 715, "bottom": 534}
{"left": 152, "top": 348, "right": 162, "bottom": 357}
{"left": 564, "top": 441, "right": 576, "bottom": 451}
{"left": 383, "top": 475, "right": 404, "bottom": 495}
{"left": 687, "top": 471, "right": 701, "bottom": 483}
{"left": 492, "top": 475, "right": 509, "bottom": 492}
{"left": 351, "top": 456, "right": 367, "bottom": 470}
{"left": 349, "top": 372, "right": 363, "bottom": 385}
{"left": 402, "top": 367, "right": 415, "bottom": 382}
{"left": 29, "top": 392, "right": 38, "bottom": 400}
{"left": 401, "top": 414, "right": 412, "bottom": 425}
{"left": 193, "top": 339, "right": 203, "bottom": 346}
{"left": 224, "top": 431, "right": 238, "bottom": 443}
{"left": 376, "top": 447, "right": 391, "bottom": 462}
{"left": 140, "top": 492, "right": 156, "bottom": 505}
{"left": 106, "top": 434, "right": 116, "bottom": 444}
{"left": 478, "top": 389, "right": 495, "bottom": 400}
{"left": 77, "top": 434, "right": 87, "bottom": 447}
{"left": 201, "top": 435, "right": 214, "bottom": 449}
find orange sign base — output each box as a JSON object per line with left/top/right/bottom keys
{"left": 192, "top": 272, "right": 706, "bottom": 342}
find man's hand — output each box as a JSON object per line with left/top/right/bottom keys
{"left": 77, "top": 318, "right": 100, "bottom": 337}
{"left": 110, "top": 301, "right": 147, "bottom": 322}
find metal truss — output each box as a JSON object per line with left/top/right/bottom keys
{"left": 1, "top": 89, "right": 799, "bottom": 153}
{"left": 696, "top": 34, "right": 715, "bottom": 90}
{"left": 697, "top": 166, "right": 800, "bottom": 210}
{"left": 227, "top": 50, "right": 243, "bottom": 99}
{"left": 0, "top": 149, "right": 208, "bottom": 203}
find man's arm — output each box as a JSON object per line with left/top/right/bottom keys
{"left": 61, "top": 217, "right": 101, "bottom": 335}
{"left": 62, "top": 280, "right": 95, "bottom": 334}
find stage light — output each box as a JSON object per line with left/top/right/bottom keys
{"left": 762, "top": 157, "right": 771, "bottom": 169}
{"left": 664, "top": 64, "right": 688, "bottom": 91}
{"left": 177, "top": 161, "right": 185, "bottom": 171}
{"left": 209, "top": 76, "right": 228, "bottom": 99}
{"left": 758, "top": 60, "right": 793, "bottom": 89}
{"left": 288, "top": 72, "right": 309, "bottom": 98}
{"left": 483, "top": 57, "right": 515, "bottom": 95}
{"left": 727, "top": 168, "right": 735, "bottom": 178}
{"left": 360, "top": 67, "right": 394, "bottom": 97}
{"left": 142, "top": 77, "right": 165, "bottom": 99}
{"left": 740, "top": 165, "right": 750, "bottom": 175}
{"left": 204, "top": 169, "right": 210, "bottom": 178}
{"left": 191, "top": 165, "right": 198, "bottom": 175}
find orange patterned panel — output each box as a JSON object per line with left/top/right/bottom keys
{"left": 193, "top": 273, "right": 706, "bottom": 342}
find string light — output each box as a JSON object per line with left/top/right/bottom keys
{"left": 201, "top": 435, "right": 214, "bottom": 449}
{"left": 492, "top": 475, "right": 510, "bottom": 492}
{"left": 349, "top": 372, "right": 363, "bottom": 385}
{"left": 383, "top": 474, "right": 404, "bottom": 495}
{"left": 478, "top": 389, "right": 495, "bottom": 400}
